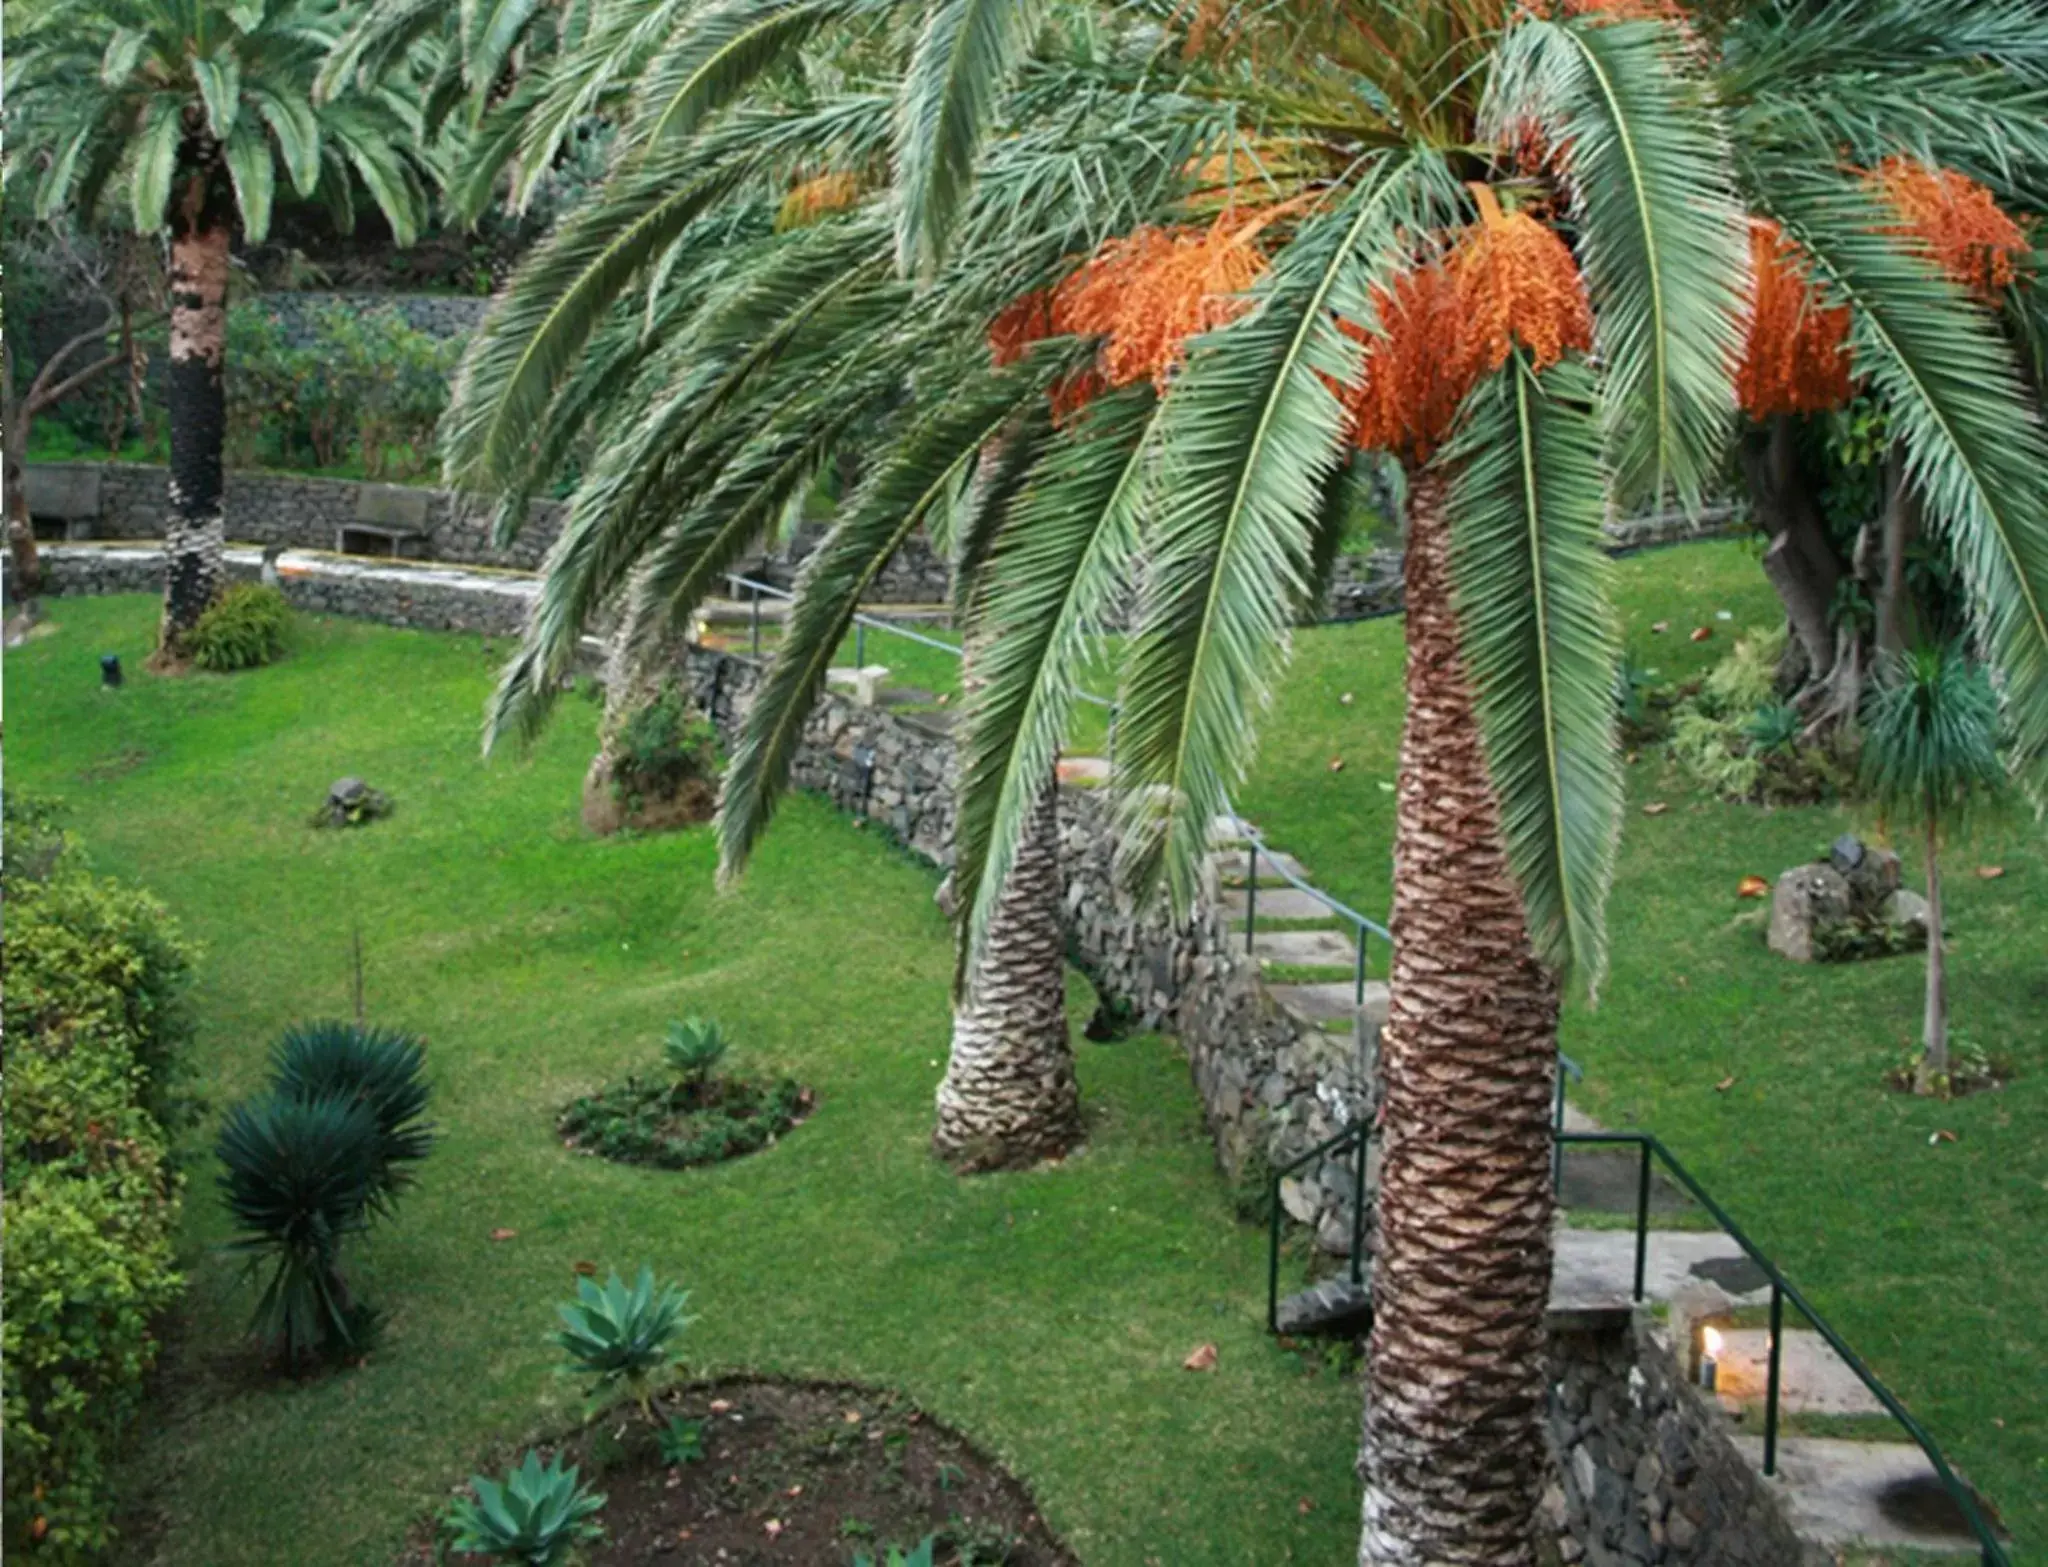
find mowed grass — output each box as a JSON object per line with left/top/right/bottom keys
{"left": 1238, "top": 539, "right": 2048, "bottom": 1558}
{"left": 10, "top": 597, "right": 1360, "bottom": 1567}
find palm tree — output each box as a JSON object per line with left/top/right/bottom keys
{"left": 442, "top": 2, "right": 2048, "bottom": 1557}
{"left": 8, "top": 0, "right": 432, "bottom": 660}
{"left": 1860, "top": 643, "right": 2009, "bottom": 1092}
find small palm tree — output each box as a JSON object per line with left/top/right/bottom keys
{"left": 1860, "top": 643, "right": 2009, "bottom": 1091}
{"left": 8, "top": 0, "right": 432, "bottom": 659}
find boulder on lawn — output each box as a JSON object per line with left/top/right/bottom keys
{"left": 1883, "top": 888, "right": 1933, "bottom": 947}
{"left": 1833, "top": 834, "right": 1902, "bottom": 910}
{"left": 314, "top": 776, "right": 392, "bottom": 829}
{"left": 1767, "top": 863, "right": 1852, "bottom": 962}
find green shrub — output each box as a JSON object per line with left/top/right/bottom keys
{"left": 657, "top": 1415, "right": 706, "bottom": 1466}
{"left": 445, "top": 1450, "right": 605, "bottom": 1567}
{"left": 1, "top": 835, "right": 194, "bottom": 1558}
{"left": 1668, "top": 628, "right": 1848, "bottom": 804}
{"left": 660, "top": 1016, "right": 728, "bottom": 1089}
{"left": 557, "top": 1074, "right": 809, "bottom": 1169}
{"left": 612, "top": 683, "right": 719, "bottom": 812}
{"left": 269, "top": 1021, "right": 435, "bottom": 1210}
{"left": 553, "top": 1266, "right": 692, "bottom": 1417}
{"left": 189, "top": 584, "right": 292, "bottom": 672}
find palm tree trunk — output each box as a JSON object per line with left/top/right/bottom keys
{"left": 932, "top": 776, "right": 1083, "bottom": 1172}
{"left": 1360, "top": 469, "right": 1559, "bottom": 1567}
{"left": 157, "top": 172, "right": 233, "bottom": 662}
{"left": 1919, "top": 813, "right": 1948, "bottom": 1086}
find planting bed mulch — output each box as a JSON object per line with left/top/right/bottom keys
{"left": 559, "top": 1075, "right": 814, "bottom": 1169}
{"left": 415, "top": 1377, "right": 1077, "bottom": 1567}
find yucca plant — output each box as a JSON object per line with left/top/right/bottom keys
{"left": 215, "top": 1091, "right": 382, "bottom": 1365}
{"left": 855, "top": 1538, "right": 937, "bottom": 1567}
{"left": 270, "top": 1020, "right": 436, "bottom": 1211}
{"left": 660, "top": 1016, "right": 729, "bottom": 1091}
{"left": 553, "top": 1266, "right": 693, "bottom": 1418}
{"left": 446, "top": 1449, "right": 605, "bottom": 1567}
{"left": 1861, "top": 642, "right": 2010, "bottom": 1090}
{"left": 447, "top": 1, "right": 2048, "bottom": 1557}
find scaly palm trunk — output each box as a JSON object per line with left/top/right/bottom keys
{"left": 1360, "top": 470, "right": 1560, "bottom": 1567}
{"left": 933, "top": 776, "right": 1083, "bottom": 1171}
{"left": 157, "top": 166, "right": 232, "bottom": 662}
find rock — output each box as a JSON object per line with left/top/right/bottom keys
{"left": 328, "top": 776, "right": 367, "bottom": 807}
{"left": 1665, "top": 1510, "right": 1697, "bottom": 1552}
{"left": 1767, "top": 863, "right": 1851, "bottom": 962}
{"left": 1828, "top": 832, "right": 1865, "bottom": 873}
{"left": 1839, "top": 840, "right": 1902, "bottom": 913}
{"left": 1884, "top": 887, "right": 1932, "bottom": 937}
{"left": 1278, "top": 1177, "right": 1319, "bottom": 1225}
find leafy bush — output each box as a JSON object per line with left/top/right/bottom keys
{"left": 855, "top": 1538, "right": 938, "bottom": 1567}
{"left": 661, "top": 1016, "right": 728, "bottom": 1089}
{"left": 1669, "top": 628, "right": 1849, "bottom": 804}
{"left": 188, "top": 583, "right": 292, "bottom": 672}
{"left": 553, "top": 1266, "right": 693, "bottom": 1417}
{"left": 612, "top": 682, "right": 719, "bottom": 813}
{"left": 216, "top": 1021, "right": 436, "bottom": 1365}
{"left": 269, "top": 1021, "right": 435, "bottom": 1209}
{"left": 2, "top": 830, "right": 194, "bottom": 1558}
{"left": 559, "top": 1075, "right": 809, "bottom": 1169}
{"left": 445, "top": 1450, "right": 605, "bottom": 1567}
{"left": 657, "top": 1414, "right": 707, "bottom": 1466}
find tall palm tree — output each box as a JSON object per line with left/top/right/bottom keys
{"left": 442, "top": 1, "right": 2048, "bottom": 1557}
{"left": 7, "top": 0, "right": 433, "bottom": 660}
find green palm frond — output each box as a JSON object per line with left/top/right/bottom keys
{"left": 1490, "top": 14, "right": 1748, "bottom": 510}
{"left": 892, "top": 0, "right": 1052, "bottom": 275}
{"left": 461, "top": 0, "right": 547, "bottom": 95}
{"left": 1444, "top": 353, "right": 1622, "bottom": 993}
{"left": 717, "top": 349, "right": 1077, "bottom": 881}
{"left": 635, "top": 0, "right": 864, "bottom": 147}
{"left": 1114, "top": 150, "right": 1455, "bottom": 911}
{"left": 942, "top": 403, "right": 1053, "bottom": 616}
{"left": 316, "top": 0, "right": 440, "bottom": 101}
{"left": 953, "top": 385, "right": 1157, "bottom": 970}
{"left": 1761, "top": 167, "right": 2048, "bottom": 796}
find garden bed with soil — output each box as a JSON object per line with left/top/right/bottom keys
{"left": 559, "top": 1075, "right": 814, "bottom": 1169}
{"left": 419, "top": 1378, "right": 1077, "bottom": 1567}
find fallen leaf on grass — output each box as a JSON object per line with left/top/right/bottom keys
{"left": 1339, "top": 692, "right": 1354, "bottom": 706}
{"left": 1183, "top": 1343, "right": 1218, "bottom": 1371}
{"left": 572, "top": 1260, "right": 597, "bottom": 1276}
{"left": 488, "top": 1228, "right": 518, "bottom": 1242}
{"left": 1737, "top": 875, "right": 1769, "bottom": 899}
{"left": 1328, "top": 757, "right": 1345, "bottom": 773}
{"left": 1651, "top": 620, "right": 1670, "bottom": 634}
{"left": 1690, "top": 626, "right": 1713, "bottom": 642}
{"left": 1930, "top": 1129, "right": 1958, "bottom": 1145}
{"left": 1977, "top": 865, "right": 2005, "bottom": 880}
{"left": 1297, "top": 1498, "right": 1316, "bottom": 1515}
{"left": 764, "top": 1521, "right": 783, "bottom": 1539}
{"left": 786, "top": 1484, "right": 804, "bottom": 1498}
{"left": 843, "top": 1410, "right": 863, "bottom": 1424}
{"left": 709, "top": 1399, "right": 733, "bottom": 1414}
{"left": 1715, "top": 1076, "right": 1737, "bottom": 1093}
{"left": 1642, "top": 802, "right": 1670, "bottom": 816}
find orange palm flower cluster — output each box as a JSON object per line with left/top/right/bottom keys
{"left": 1560, "top": 0, "right": 1690, "bottom": 21}
{"left": 1339, "top": 200, "right": 1594, "bottom": 463}
{"left": 776, "top": 171, "right": 862, "bottom": 230}
{"left": 1870, "top": 158, "right": 2029, "bottom": 301}
{"left": 985, "top": 288, "right": 1110, "bottom": 421}
{"left": 1052, "top": 216, "right": 1270, "bottom": 390}
{"left": 1734, "top": 218, "right": 1853, "bottom": 419}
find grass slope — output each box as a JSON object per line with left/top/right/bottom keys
{"left": 10, "top": 597, "right": 1358, "bottom": 1567}
{"left": 1239, "top": 540, "right": 2047, "bottom": 1557}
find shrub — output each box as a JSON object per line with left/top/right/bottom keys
{"left": 553, "top": 1266, "right": 692, "bottom": 1417}
{"left": 558, "top": 1074, "right": 809, "bottom": 1169}
{"left": 2, "top": 831, "right": 194, "bottom": 1558}
{"left": 189, "top": 583, "right": 292, "bottom": 672}
{"left": 269, "top": 1021, "right": 435, "bottom": 1209}
{"left": 657, "top": 1415, "right": 707, "bottom": 1466}
{"left": 855, "top": 1538, "right": 938, "bottom": 1567}
{"left": 1668, "top": 628, "right": 1849, "bottom": 804}
{"left": 445, "top": 1450, "right": 605, "bottom": 1567}
{"left": 661, "top": 1016, "right": 728, "bottom": 1089}
{"left": 216, "top": 1092, "right": 384, "bottom": 1365}
{"left": 612, "top": 683, "right": 719, "bottom": 813}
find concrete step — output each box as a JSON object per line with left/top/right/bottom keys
{"left": 1550, "top": 1226, "right": 1769, "bottom": 1315}
{"left": 1253, "top": 928, "right": 1361, "bottom": 969}
{"left": 1208, "top": 814, "right": 1254, "bottom": 845}
{"left": 1276, "top": 1273, "right": 1375, "bottom": 1338}
{"left": 1710, "top": 1328, "right": 1885, "bottom": 1417}
{"left": 1270, "top": 980, "right": 1390, "bottom": 1033}
{"left": 1734, "top": 1437, "right": 1991, "bottom": 1556}
{"left": 1209, "top": 846, "right": 1307, "bottom": 885}
{"left": 1220, "top": 886, "right": 1343, "bottom": 925}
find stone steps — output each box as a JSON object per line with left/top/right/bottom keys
{"left": 1219, "top": 885, "right": 1343, "bottom": 925}
{"left": 1208, "top": 846, "right": 1308, "bottom": 885}
{"left": 1251, "top": 927, "right": 1361, "bottom": 970}
{"left": 1269, "top": 980, "right": 1390, "bottom": 1034}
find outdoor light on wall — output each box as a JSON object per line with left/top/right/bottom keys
{"left": 1697, "top": 1325, "right": 1723, "bottom": 1393}
{"left": 100, "top": 654, "right": 123, "bottom": 688}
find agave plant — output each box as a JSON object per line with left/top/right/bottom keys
{"left": 270, "top": 1020, "right": 436, "bottom": 1211}
{"left": 553, "top": 1266, "right": 693, "bottom": 1418}
{"left": 215, "top": 1091, "right": 383, "bottom": 1364}
{"left": 446, "top": 1449, "right": 605, "bottom": 1567}
{"left": 854, "top": 1538, "right": 937, "bottom": 1567}
{"left": 660, "top": 1016, "right": 729, "bottom": 1090}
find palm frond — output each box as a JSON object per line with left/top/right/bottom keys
{"left": 1761, "top": 167, "right": 2048, "bottom": 797}
{"left": 1444, "top": 353, "right": 1621, "bottom": 993}
{"left": 1113, "top": 149, "right": 1455, "bottom": 910}
{"left": 634, "top": 0, "right": 860, "bottom": 147}
{"left": 1490, "top": 15, "right": 1748, "bottom": 510}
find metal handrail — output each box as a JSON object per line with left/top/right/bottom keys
{"left": 1556, "top": 1130, "right": 2008, "bottom": 1566}
{"left": 1265, "top": 1122, "right": 1371, "bottom": 1333}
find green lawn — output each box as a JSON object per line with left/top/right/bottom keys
{"left": 1240, "top": 540, "right": 2048, "bottom": 1558}
{"left": 11, "top": 598, "right": 1359, "bottom": 1567}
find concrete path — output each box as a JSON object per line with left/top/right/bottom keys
{"left": 1734, "top": 1438, "right": 1991, "bottom": 1555}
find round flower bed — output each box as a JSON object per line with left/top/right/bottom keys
{"left": 559, "top": 1073, "right": 813, "bottom": 1169}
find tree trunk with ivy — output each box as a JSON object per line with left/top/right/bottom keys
{"left": 1359, "top": 469, "right": 1560, "bottom": 1567}
{"left": 933, "top": 774, "right": 1082, "bottom": 1172}
{"left": 157, "top": 154, "right": 234, "bottom": 663}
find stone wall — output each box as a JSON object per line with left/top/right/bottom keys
{"left": 1546, "top": 1314, "right": 1823, "bottom": 1567}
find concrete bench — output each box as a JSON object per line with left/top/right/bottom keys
{"left": 338, "top": 484, "right": 432, "bottom": 558}
{"left": 825, "top": 665, "right": 891, "bottom": 707}
{"left": 25, "top": 464, "right": 103, "bottom": 539}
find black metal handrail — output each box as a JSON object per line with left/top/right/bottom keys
{"left": 1223, "top": 807, "right": 1390, "bottom": 1008}
{"left": 1554, "top": 1130, "right": 2006, "bottom": 1566}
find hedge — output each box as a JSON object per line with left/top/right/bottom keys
{"left": 3, "top": 812, "right": 195, "bottom": 1560}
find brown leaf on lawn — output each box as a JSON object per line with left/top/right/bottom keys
{"left": 709, "top": 1399, "right": 733, "bottom": 1414}
{"left": 571, "top": 1260, "right": 597, "bottom": 1276}
{"left": 1931, "top": 1128, "right": 1958, "bottom": 1145}
{"left": 764, "top": 1521, "right": 783, "bottom": 1538}
{"left": 1297, "top": 1498, "right": 1315, "bottom": 1515}
{"left": 1715, "top": 1076, "right": 1737, "bottom": 1093}
{"left": 1737, "top": 875, "right": 1769, "bottom": 899}
{"left": 1690, "top": 626, "right": 1713, "bottom": 642}
{"left": 843, "top": 1410, "right": 863, "bottom": 1424}
{"left": 1328, "top": 757, "right": 1345, "bottom": 773}
{"left": 1976, "top": 865, "right": 2005, "bottom": 879}
{"left": 489, "top": 1228, "right": 518, "bottom": 1242}
{"left": 1183, "top": 1343, "right": 1218, "bottom": 1371}
{"left": 1642, "top": 802, "right": 1669, "bottom": 816}
{"left": 1651, "top": 620, "right": 1669, "bottom": 634}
